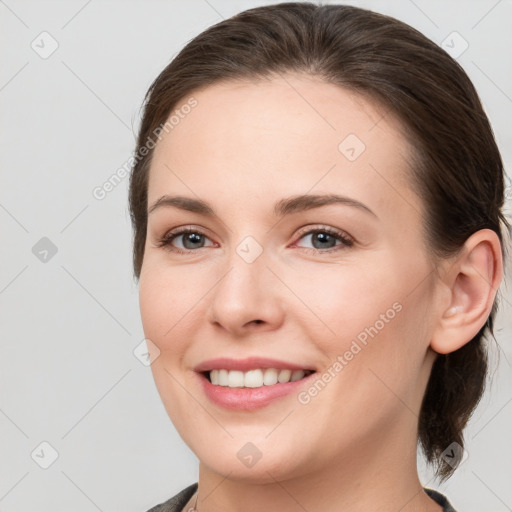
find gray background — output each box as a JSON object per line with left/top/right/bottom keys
{"left": 1, "top": 0, "right": 511, "bottom": 511}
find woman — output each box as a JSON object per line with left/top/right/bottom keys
{"left": 128, "top": 3, "right": 510, "bottom": 511}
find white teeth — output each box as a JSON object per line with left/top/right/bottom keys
{"left": 263, "top": 368, "right": 278, "bottom": 385}
{"left": 228, "top": 370, "right": 245, "bottom": 388}
{"left": 207, "top": 368, "right": 311, "bottom": 387}
{"left": 244, "top": 369, "right": 264, "bottom": 388}
{"left": 218, "top": 369, "right": 229, "bottom": 386}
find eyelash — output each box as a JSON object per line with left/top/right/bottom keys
{"left": 156, "top": 225, "right": 354, "bottom": 255}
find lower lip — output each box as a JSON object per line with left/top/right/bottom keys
{"left": 197, "top": 371, "right": 316, "bottom": 411}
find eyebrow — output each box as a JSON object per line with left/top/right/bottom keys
{"left": 147, "top": 193, "right": 377, "bottom": 218}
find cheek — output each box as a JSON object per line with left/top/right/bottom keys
{"left": 288, "top": 258, "right": 401, "bottom": 341}
{"left": 138, "top": 265, "right": 206, "bottom": 421}
{"left": 137, "top": 247, "right": 211, "bottom": 414}
{"left": 138, "top": 263, "right": 207, "bottom": 353}
{"left": 292, "top": 254, "right": 431, "bottom": 371}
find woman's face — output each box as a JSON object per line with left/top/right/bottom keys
{"left": 139, "top": 73, "right": 441, "bottom": 482}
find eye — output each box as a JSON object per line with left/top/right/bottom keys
{"left": 156, "top": 227, "right": 215, "bottom": 254}
{"left": 293, "top": 226, "right": 354, "bottom": 253}
{"left": 156, "top": 225, "right": 354, "bottom": 255}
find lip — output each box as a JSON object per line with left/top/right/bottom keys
{"left": 194, "top": 356, "right": 316, "bottom": 373}
{"left": 195, "top": 368, "right": 317, "bottom": 411}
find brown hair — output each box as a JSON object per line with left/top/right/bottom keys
{"left": 128, "top": 2, "right": 511, "bottom": 481}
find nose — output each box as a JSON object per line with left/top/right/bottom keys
{"left": 206, "top": 248, "right": 285, "bottom": 336}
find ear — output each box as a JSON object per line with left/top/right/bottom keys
{"left": 430, "top": 229, "right": 504, "bottom": 355}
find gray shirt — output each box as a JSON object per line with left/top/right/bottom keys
{"left": 145, "top": 483, "right": 458, "bottom": 512}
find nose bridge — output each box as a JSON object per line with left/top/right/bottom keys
{"left": 215, "top": 236, "right": 269, "bottom": 306}
{"left": 207, "top": 234, "right": 283, "bottom": 331}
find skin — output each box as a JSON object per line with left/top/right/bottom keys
{"left": 138, "top": 73, "right": 503, "bottom": 512}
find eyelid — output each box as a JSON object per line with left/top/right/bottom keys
{"left": 293, "top": 224, "right": 354, "bottom": 243}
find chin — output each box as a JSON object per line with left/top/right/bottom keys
{"left": 192, "top": 437, "right": 312, "bottom": 483}
{"left": 201, "top": 457, "right": 300, "bottom": 484}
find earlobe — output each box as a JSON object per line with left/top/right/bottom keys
{"left": 430, "top": 229, "right": 503, "bottom": 355}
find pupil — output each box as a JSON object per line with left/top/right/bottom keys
{"left": 314, "top": 232, "right": 335, "bottom": 249}
{"left": 184, "top": 233, "right": 203, "bottom": 249}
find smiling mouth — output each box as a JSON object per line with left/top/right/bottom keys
{"left": 202, "top": 368, "right": 316, "bottom": 388}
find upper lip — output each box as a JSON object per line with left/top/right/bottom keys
{"left": 194, "top": 357, "right": 316, "bottom": 373}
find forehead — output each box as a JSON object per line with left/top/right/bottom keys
{"left": 148, "top": 73, "right": 419, "bottom": 218}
